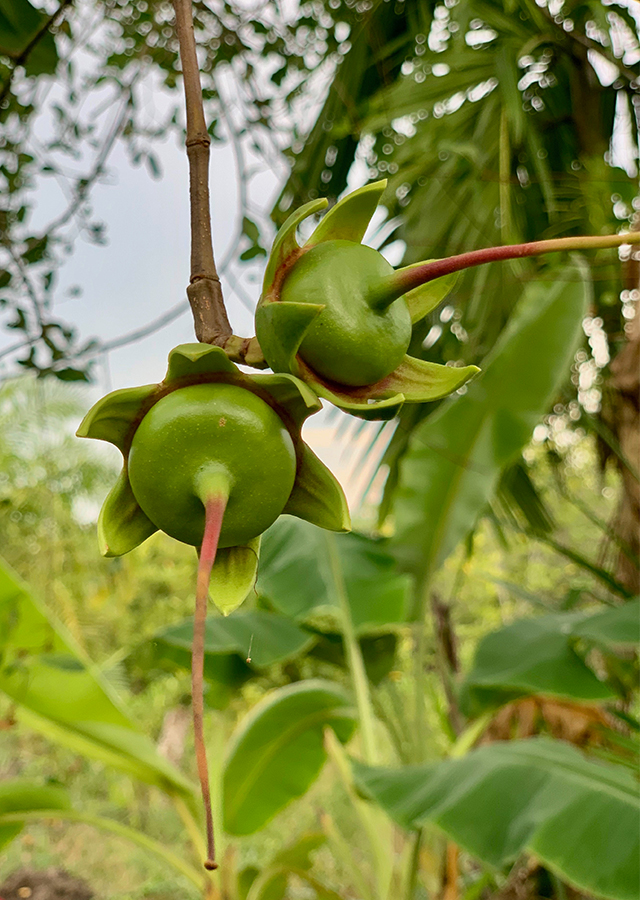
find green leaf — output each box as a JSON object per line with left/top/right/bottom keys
{"left": 397, "top": 265, "right": 459, "bottom": 324}
{"left": 391, "top": 263, "right": 590, "bottom": 592}
{"left": 305, "top": 180, "right": 387, "bottom": 246}
{"left": 258, "top": 517, "right": 411, "bottom": 635}
{"left": 164, "top": 342, "right": 237, "bottom": 383}
{"left": 283, "top": 444, "right": 351, "bottom": 532}
{"left": 355, "top": 738, "right": 640, "bottom": 900}
{"left": 97, "top": 468, "right": 158, "bottom": 557}
{"left": 376, "top": 356, "right": 479, "bottom": 403}
{"left": 308, "top": 376, "right": 406, "bottom": 421}
{"left": 245, "top": 833, "right": 329, "bottom": 900}
{"left": 0, "top": 0, "right": 58, "bottom": 76}
{"left": 0, "top": 779, "right": 70, "bottom": 851}
{"left": 262, "top": 199, "right": 328, "bottom": 298}
{"left": 573, "top": 600, "right": 640, "bottom": 648}
{"left": 209, "top": 537, "right": 261, "bottom": 615}
{"left": 0, "top": 557, "right": 195, "bottom": 803}
{"left": 76, "top": 384, "right": 156, "bottom": 453}
{"left": 223, "top": 680, "right": 356, "bottom": 835}
{"left": 460, "top": 612, "right": 617, "bottom": 717}
{"left": 255, "top": 301, "right": 324, "bottom": 375}
{"left": 155, "top": 610, "right": 315, "bottom": 669}
{"left": 256, "top": 372, "right": 321, "bottom": 427}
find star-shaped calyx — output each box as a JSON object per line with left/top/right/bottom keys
{"left": 77, "top": 343, "right": 349, "bottom": 614}
{"left": 255, "top": 180, "right": 479, "bottom": 420}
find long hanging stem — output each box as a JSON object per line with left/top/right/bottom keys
{"left": 193, "top": 493, "right": 227, "bottom": 870}
{"left": 172, "top": 0, "right": 232, "bottom": 345}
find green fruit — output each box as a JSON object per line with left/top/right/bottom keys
{"left": 281, "top": 240, "right": 412, "bottom": 387}
{"left": 127, "top": 383, "right": 296, "bottom": 548}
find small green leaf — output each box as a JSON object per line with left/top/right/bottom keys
{"left": 98, "top": 469, "right": 158, "bottom": 557}
{"left": 255, "top": 301, "right": 323, "bottom": 375}
{"left": 308, "top": 376, "right": 405, "bottom": 421}
{"left": 397, "top": 265, "right": 459, "bottom": 323}
{"left": 76, "top": 384, "right": 156, "bottom": 453}
{"left": 262, "top": 198, "right": 328, "bottom": 298}
{"left": 210, "top": 537, "right": 261, "bottom": 615}
{"left": 256, "top": 372, "right": 321, "bottom": 427}
{"left": 376, "top": 356, "right": 479, "bottom": 403}
{"left": 223, "top": 680, "right": 356, "bottom": 835}
{"left": 165, "top": 342, "right": 237, "bottom": 383}
{"left": 0, "top": 779, "right": 70, "bottom": 851}
{"left": 283, "top": 446, "right": 351, "bottom": 532}
{"left": 306, "top": 180, "right": 387, "bottom": 246}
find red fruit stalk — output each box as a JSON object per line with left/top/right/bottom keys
{"left": 193, "top": 494, "right": 227, "bottom": 871}
{"left": 394, "top": 232, "right": 640, "bottom": 293}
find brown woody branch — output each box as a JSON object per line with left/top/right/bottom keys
{"left": 172, "top": 0, "right": 232, "bottom": 345}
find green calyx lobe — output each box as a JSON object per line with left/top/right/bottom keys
{"left": 128, "top": 383, "right": 296, "bottom": 548}
{"left": 281, "top": 241, "right": 412, "bottom": 387}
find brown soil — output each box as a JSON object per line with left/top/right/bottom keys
{"left": 0, "top": 868, "right": 94, "bottom": 900}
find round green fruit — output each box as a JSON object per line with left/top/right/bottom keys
{"left": 281, "top": 240, "right": 412, "bottom": 387}
{"left": 127, "top": 383, "right": 296, "bottom": 548}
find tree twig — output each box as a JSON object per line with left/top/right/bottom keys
{"left": 171, "top": 0, "right": 232, "bottom": 345}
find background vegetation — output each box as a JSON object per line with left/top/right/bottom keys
{"left": 0, "top": 1, "right": 638, "bottom": 899}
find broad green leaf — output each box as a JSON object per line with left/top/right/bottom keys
{"left": 355, "top": 738, "right": 640, "bottom": 900}
{"left": 391, "top": 263, "right": 590, "bottom": 594}
{"left": 0, "top": 779, "right": 70, "bottom": 851}
{"left": 573, "top": 599, "right": 640, "bottom": 648}
{"left": 460, "top": 612, "right": 617, "bottom": 717}
{"left": 223, "top": 680, "right": 356, "bottom": 835}
{"left": 0, "top": 557, "right": 195, "bottom": 803}
{"left": 152, "top": 610, "right": 315, "bottom": 669}
{"left": 258, "top": 517, "right": 411, "bottom": 634}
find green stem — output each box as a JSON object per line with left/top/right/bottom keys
{"left": 0, "top": 809, "right": 204, "bottom": 889}
{"left": 404, "top": 829, "right": 423, "bottom": 900}
{"left": 325, "top": 532, "right": 378, "bottom": 765}
{"left": 412, "top": 578, "right": 430, "bottom": 763}
{"left": 499, "top": 109, "right": 511, "bottom": 245}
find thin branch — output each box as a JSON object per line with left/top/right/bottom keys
{"left": 172, "top": 0, "right": 231, "bottom": 345}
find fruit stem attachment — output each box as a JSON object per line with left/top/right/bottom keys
{"left": 193, "top": 484, "right": 229, "bottom": 871}
{"left": 172, "top": 0, "right": 232, "bottom": 346}
{"left": 387, "top": 231, "right": 640, "bottom": 298}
